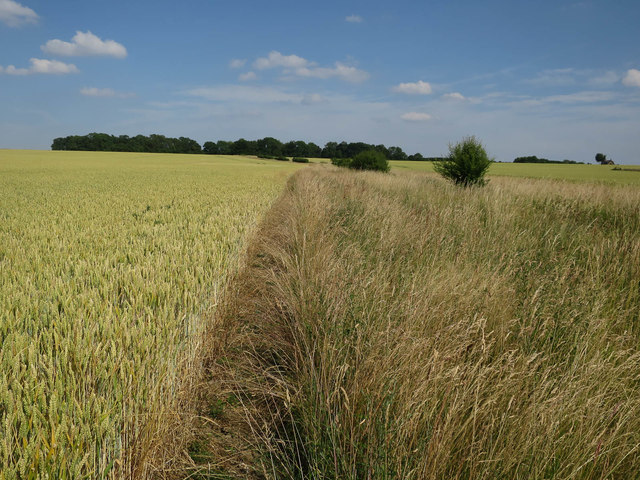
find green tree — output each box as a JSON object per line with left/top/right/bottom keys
{"left": 434, "top": 136, "right": 493, "bottom": 187}
{"left": 349, "top": 149, "right": 390, "bottom": 172}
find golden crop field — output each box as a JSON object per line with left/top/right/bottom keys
{"left": 0, "top": 150, "right": 300, "bottom": 479}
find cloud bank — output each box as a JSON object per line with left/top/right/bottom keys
{"left": 42, "top": 31, "right": 127, "bottom": 58}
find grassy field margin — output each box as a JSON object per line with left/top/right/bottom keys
{"left": 191, "top": 165, "right": 640, "bottom": 478}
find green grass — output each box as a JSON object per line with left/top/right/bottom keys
{"left": 0, "top": 150, "right": 300, "bottom": 479}
{"left": 391, "top": 160, "right": 640, "bottom": 185}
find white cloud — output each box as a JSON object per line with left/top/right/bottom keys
{"left": 0, "top": 0, "right": 37, "bottom": 27}
{"left": 41, "top": 31, "right": 127, "bottom": 58}
{"left": 229, "top": 58, "right": 246, "bottom": 69}
{"left": 252, "top": 50, "right": 369, "bottom": 83}
{"left": 295, "top": 62, "right": 369, "bottom": 83}
{"left": 345, "top": 14, "right": 363, "bottom": 23}
{"left": 254, "top": 51, "right": 308, "bottom": 70}
{"left": 392, "top": 80, "right": 432, "bottom": 95}
{"left": 442, "top": 92, "right": 465, "bottom": 101}
{"left": 0, "top": 58, "right": 79, "bottom": 75}
{"left": 401, "top": 112, "right": 432, "bottom": 122}
{"left": 80, "top": 87, "right": 135, "bottom": 98}
{"left": 238, "top": 71, "right": 256, "bottom": 81}
{"left": 622, "top": 69, "right": 640, "bottom": 88}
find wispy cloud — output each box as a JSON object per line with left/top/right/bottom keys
{"left": 0, "top": 0, "right": 37, "bottom": 27}
{"left": 80, "top": 87, "right": 135, "bottom": 98}
{"left": 345, "top": 14, "right": 363, "bottom": 23}
{"left": 588, "top": 71, "right": 619, "bottom": 86}
{"left": 525, "top": 68, "right": 576, "bottom": 87}
{"left": 229, "top": 58, "right": 246, "bottom": 69}
{"left": 0, "top": 58, "right": 79, "bottom": 75}
{"left": 252, "top": 50, "right": 369, "bottom": 83}
{"left": 401, "top": 112, "right": 432, "bottom": 122}
{"left": 295, "top": 62, "right": 369, "bottom": 83}
{"left": 442, "top": 92, "right": 466, "bottom": 101}
{"left": 238, "top": 71, "right": 256, "bottom": 81}
{"left": 622, "top": 69, "right": 640, "bottom": 88}
{"left": 184, "top": 85, "right": 317, "bottom": 104}
{"left": 392, "top": 80, "right": 432, "bottom": 95}
{"left": 254, "top": 51, "right": 308, "bottom": 70}
{"left": 42, "top": 31, "right": 127, "bottom": 58}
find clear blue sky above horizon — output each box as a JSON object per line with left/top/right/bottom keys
{"left": 1, "top": 0, "right": 639, "bottom": 163}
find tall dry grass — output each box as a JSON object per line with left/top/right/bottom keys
{"left": 199, "top": 166, "right": 640, "bottom": 479}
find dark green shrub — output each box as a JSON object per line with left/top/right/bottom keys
{"left": 292, "top": 157, "right": 309, "bottom": 163}
{"left": 434, "top": 136, "right": 492, "bottom": 187}
{"left": 275, "top": 155, "right": 289, "bottom": 161}
{"left": 331, "top": 157, "right": 352, "bottom": 168}
{"left": 349, "top": 150, "right": 389, "bottom": 172}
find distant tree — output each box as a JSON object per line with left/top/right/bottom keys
{"left": 256, "top": 137, "right": 283, "bottom": 157}
{"left": 374, "top": 144, "right": 390, "bottom": 158}
{"left": 349, "top": 149, "right": 390, "bottom": 172}
{"left": 306, "top": 142, "right": 322, "bottom": 158}
{"left": 595, "top": 153, "right": 614, "bottom": 165}
{"left": 408, "top": 153, "right": 425, "bottom": 161}
{"left": 322, "top": 142, "right": 338, "bottom": 158}
{"left": 216, "top": 141, "right": 233, "bottom": 155}
{"left": 387, "top": 146, "right": 408, "bottom": 160}
{"left": 434, "top": 136, "right": 493, "bottom": 187}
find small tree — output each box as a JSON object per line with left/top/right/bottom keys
{"left": 349, "top": 149, "right": 390, "bottom": 172}
{"left": 595, "top": 153, "right": 614, "bottom": 165}
{"left": 434, "top": 136, "right": 492, "bottom": 187}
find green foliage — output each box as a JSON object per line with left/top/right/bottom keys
{"left": 349, "top": 149, "right": 390, "bottom": 172}
{"left": 331, "top": 157, "right": 352, "bottom": 168}
{"left": 292, "top": 157, "right": 309, "bottom": 163}
{"left": 434, "top": 136, "right": 493, "bottom": 187}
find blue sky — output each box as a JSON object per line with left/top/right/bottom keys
{"left": 1, "top": 0, "right": 639, "bottom": 163}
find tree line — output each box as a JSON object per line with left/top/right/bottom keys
{"left": 51, "top": 133, "right": 202, "bottom": 154}
{"left": 513, "top": 155, "right": 584, "bottom": 164}
{"left": 51, "top": 133, "right": 440, "bottom": 160}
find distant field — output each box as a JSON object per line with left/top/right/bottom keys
{"left": 391, "top": 160, "right": 640, "bottom": 185}
{"left": 0, "top": 150, "right": 300, "bottom": 478}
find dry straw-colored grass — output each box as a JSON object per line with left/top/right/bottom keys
{"left": 195, "top": 165, "right": 640, "bottom": 479}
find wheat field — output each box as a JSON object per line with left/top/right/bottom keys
{"left": 0, "top": 150, "right": 300, "bottom": 479}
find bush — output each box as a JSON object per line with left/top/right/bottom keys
{"left": 434, "top": 136, "right": 492, "bottom": 187}
{"left": 292, "top": 157, "right": 309, "bottom": 163}
{"left": 349, "top": 150, "right": 389, "bottom": 172}
{"left": 275, "top": 155, "right": 289, "bottom": 161}
{"left": 331, "top": 157, "right": 352, "bottom": 168}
